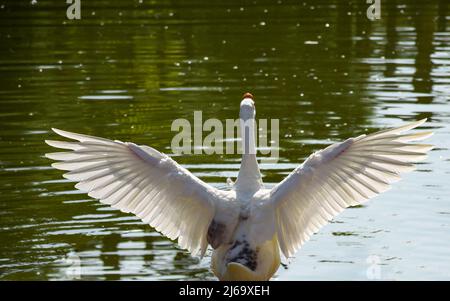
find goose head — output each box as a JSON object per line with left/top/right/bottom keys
{"left": 239, "top": 92, "right": 255, "bottom": 121}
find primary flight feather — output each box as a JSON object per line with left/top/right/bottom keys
{"left": 45, "top": 93, "right": 433, "bottom": 280}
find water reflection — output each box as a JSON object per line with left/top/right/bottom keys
{"left": 413, "top": 1, "right": 434, "bottom": 104}
{"left": 0, "top": 0, "right": 449, "bottom": 280}
{"left": 384, "top": 0, "right": 397, "bottom": 78}
{"left": 100, "top": 233, "right": 121, "bottom": 280}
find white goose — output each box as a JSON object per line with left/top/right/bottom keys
{"left": 45, "top": 93, "right": 433, "bottom": 281}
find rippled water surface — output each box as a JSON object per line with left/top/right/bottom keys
{"left": 1, "top": 0, "right": 449, "bottom": 280}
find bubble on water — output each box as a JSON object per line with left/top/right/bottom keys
{"left": 259, "top": 21, "right": 266, "bottom": 26}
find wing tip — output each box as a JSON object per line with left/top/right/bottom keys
{"left": 44, "top": 152, "right": 54, "bottom": 160}
{"left": 415, "top": 118, "right": 427, "bottom": 127}
{"left": 51, "top": 128, "right": 73, "bottom": 139}
{"left": 51, "top": 128, "right": 62, "bottom": 134}
{"left": 403, "top": 118, "right": 428, "bottom": 132}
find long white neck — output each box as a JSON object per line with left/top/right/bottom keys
{"left": 235, "top": 117, "right": 263, "bottom": 195}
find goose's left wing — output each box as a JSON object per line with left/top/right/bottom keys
{"left": 267, "top": 119, "right": 433, "bottom": 258}
{"left": 45, "top": 129, "right": 220, "bottom": 257}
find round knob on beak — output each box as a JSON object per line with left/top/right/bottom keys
{"left": 242, "top": 92, "right": 254, "bottom": 100}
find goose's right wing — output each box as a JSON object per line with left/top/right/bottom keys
{"left": 267, "top": 119, "right": 433, "bottom": 258}
{"left": 45, "top": 129, "right": 223, "bottom": 257}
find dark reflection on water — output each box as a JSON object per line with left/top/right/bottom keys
{"left": 0, "top": 0, "right": 449, "bottom": 280}
{"left": 100, "top": 233, "right": 121, "bottom": 281}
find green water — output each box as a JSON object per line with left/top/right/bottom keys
{"left": 0, "top": 0, "right": 449, "bottom": 280}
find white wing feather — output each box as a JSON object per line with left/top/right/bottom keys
{"left": 268, "top": 119, "right": 433, "bottom": 258}
{"left": 45, "top": 128, "right": 220, "bottom": 257}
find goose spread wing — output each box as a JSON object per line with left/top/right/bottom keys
{"left": 268, "top": 119, "right": 433, "bottom": 258}
{"left": 45, "top": 129, "right": 221, "bottom": 256}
